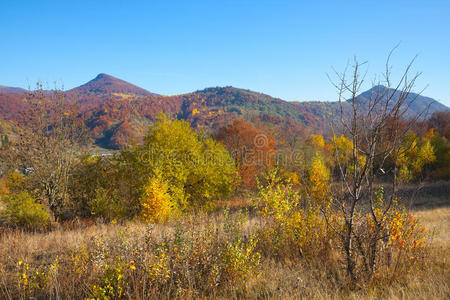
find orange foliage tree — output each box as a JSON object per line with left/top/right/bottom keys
{"left": 215, "top": 119, "right": 275, "bottom": 188}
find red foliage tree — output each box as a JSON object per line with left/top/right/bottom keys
{"left": 215, "top": 119, "right": 275, "bottom": 188}
{"left": 428, "top": 111, "right": 450, "bottom": 138}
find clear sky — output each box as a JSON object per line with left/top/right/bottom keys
{"left": 1, "top": 0, "right": 449, "bottom": 106}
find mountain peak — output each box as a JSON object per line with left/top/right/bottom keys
{"left": 68, "top": 73, "right": 156, "bottom": 97}
{"left": 93, "top": 73, "right": 116, "bottom": 80}
{"left": 355, "top": 85, "right": 448, "bottom": 117}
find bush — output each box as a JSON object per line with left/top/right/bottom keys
{"left": 140, "top": 174, "right": 174, "bottom": 223}
{"left": 68, "top": 114, "right": 238, "bottom": 222}
{"left": 69, "top": 154, "right": 141, "bottom": 220}
{"left": 0, "top": 170, "right": 24, "bottom": 198}
{"left": 88, "top": 187, "right": 127, "bottom": 221}
{"left": 121, "top": 113, "right": 238, "bottom": 215}
{"left": 255, "top": 169, "right": 329, "bottom": 260}
{"left": 0, "top": 191, "right": 49, "bottom": 228}
{"left": 308, "top": 151, "right": 330, "bottom": 203}
{"left": 397, "top": 132, "right": 437, "bottom": 182}
{"left": 69, "top": 155, "right": 109, "bottom": 217}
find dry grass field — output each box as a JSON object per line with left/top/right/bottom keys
{"left": 0, "top": 183, "right": 449, "bottom": 299}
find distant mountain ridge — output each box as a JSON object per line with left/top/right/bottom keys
{"left": 0, "top": 85, "right": 27, "bottom": 94}
{"left": 0, "top": 74, "right": 448, "bottom": 149}
{"left": 355, "top": 85, "right": 448, "bottom": 118}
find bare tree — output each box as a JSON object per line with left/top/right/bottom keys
{"left": 1, "top": 84, "right": 89, "bottom": 220}
{"left": 326, "top": 50, "right": 429, "bottom": 281}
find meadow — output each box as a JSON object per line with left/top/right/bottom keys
{"left": 0, "top": 186, "right": 448, "bottom": 299}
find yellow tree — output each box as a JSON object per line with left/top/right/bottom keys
{"left": 309, "top": 151, "right": 330, "bottom": 203}
{"left": 119, "top": 113, "right": 238, "bottom": 220}
{"left": 308, "top": 134, "right": 325, "bottom": 149}
{"left": 140, "top": 174, "right": 173, "bottom": 223}
{"left": 398, "top": 132, "right": 436, "bottom": 182}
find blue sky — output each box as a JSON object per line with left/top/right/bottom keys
{"left": 1, "top": 0, "right": 449, "bottom": 106}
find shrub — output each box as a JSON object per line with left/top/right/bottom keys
{"left": 255, "top": 169, "right": 298, "bottom": 223}
{"left": 69, "top": 154, "right": 141, "bottom": 220}
{"left": 88, "top": 187, "right": 127, "bottom": 221}
{"left": 398, "top": 132, "right": 437, "bottom": 182}
{"left": 0, "top": 191, "right": 49, "bottom": 228}
{"left": 16, "top": 258, "right": 59, "bottom": 299}
{"left": 140, "top": 174, "right": 174, "bottom": 223}
{"left": 122, "top": 113, "right": 238, "bottom": 214}
{"left": 255, "top": 169, "right": 329, "bottom": 260}
{"left": 89, "top": 259, "right": 127, "bottom": 300}
{"left": 308, "top": 151, "right": 330, "bottom": 203}
{"left": 0, "top": 170, "right": 24, "bottom": 198}
{"left": 220, "top": 209, "right": 261, "bottom": 282}
{"left": 69, "top": 155, "right": 109, "bottom": 217}
{"left": 68, "top": 114, "right": 238, "bottom": 221}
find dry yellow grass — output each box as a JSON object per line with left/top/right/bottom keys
{"left": 0, "top": 207, "right": 448, "bottom": 299}
{"left": 414, "top": 207, "right": 449, "bottom": 247}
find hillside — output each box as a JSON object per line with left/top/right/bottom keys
{"left": 0, "top": 74, "right": 448, "bottom": 149}
{"left": 355, "top": 85, "right": 448, "bottom": 118}
{"left": 0, "top": 85, "right": 27, "bottom": 94}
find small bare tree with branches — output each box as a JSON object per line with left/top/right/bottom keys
{"left": 1, "top": 84, "right": 89, "bottom": 221}
{"left": 326, "top": 49, "right": 430, "bottom": 282}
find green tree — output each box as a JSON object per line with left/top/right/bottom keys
{"left": 120, "top": 113, "right": 238, "bottom": 219}
{"left": 69, "top": 154, "right": 134, "bottom": 220}
{"left": 0, "top": 191, "right": 49, "bottom": 229}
